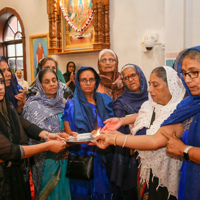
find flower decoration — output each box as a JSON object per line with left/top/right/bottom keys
{"left": 59, "top": 1, "right": 93, "bottom": 37}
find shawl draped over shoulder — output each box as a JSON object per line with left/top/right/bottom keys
{"left": 131, "top": 66, "right": 186, "bottom": 198}
{"left": 110, "top": 64, "right": 148, "bottom": 191}
{"left": 162, "top": 46, "right": 200, "bottom": 200}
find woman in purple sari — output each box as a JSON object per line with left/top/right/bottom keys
{"left": 110, "top": 64, "right": 148, "bottom": 200}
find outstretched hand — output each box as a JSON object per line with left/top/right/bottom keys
{"left": 161, "top": 130, "right": 187, "bottom": 157}
{"left": 102, "top": 118, "right": 122, "bottom": 131}
{"left": 90, "top": 133, "right": 113, "bottom": 149}
{"left": 48, "top": 133, "right": 68, "bottom": 142}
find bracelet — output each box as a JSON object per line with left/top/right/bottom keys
{"left": 45, "top": 132, "right": 49, "bottom": 141}
{"left": 119, "top": 117, "right": 126, "bottom": 126}
{"left": 122, "top": 135, "right": 128, "bottom": 148}
{"left": 114, "top": 134, "right": 118, "bottom": 146}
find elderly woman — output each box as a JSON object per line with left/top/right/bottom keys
{"left": 0, "top": 68, "right": 66, "bottom": 200}
{"left": 110, "top": 64, "right": 148, "bottom": 199}
{"left": 62, "top": 66, "right": 116, "bottom": 200}
{"left": 97, "top": 49, "right": 124, "bottom": 100}
{"left": 27, "top": 57, "right": 73, "bottom": 99}
{"left": 63, "top": 61, "right": 76, "bottom": 93}
{"left": 94, "top": 66, "right": 186, "bottom": 200}
{"left": 23, "top": 68, "right": 71, "bottom": 200}
{"left": 159, "top": 46, "right": 200, "bottom": 200}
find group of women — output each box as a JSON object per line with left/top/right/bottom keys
{"left": 0, "top": 45, "right": 200, "bottom": 200}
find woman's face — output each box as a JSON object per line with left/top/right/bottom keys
{"left": 0, "top": 60, "right": 11, "bottom": 87}
{"left": 148, "top": 72, "right": 172, "bottom": 105}
{"left": 42, "top": 60, "right": 57, "bottom": 72}
{"left": 41, "top": 71, "right": 58, "bottom": 98}
{"left": 99, "top": 52, "right": 116, "bottom": 73}
{"left": 79, "top": 70, "right": 96, "bottom": 95}
{"left": 182, "top": 56, "right": 200, "bottom": 96}
{"left": 68, "top": 63, "right": 75, "bottom": 73}
{"left": 122, "top": 67, "right": 140, "bottom": 92}
{"left": 16, "top": 70, "right": 22, "bottom": 79}
{"left": 0, "top": 73, "right": 5, "bottom": 101}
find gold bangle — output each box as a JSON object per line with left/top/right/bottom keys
{"left": 114, "top": 134, "right": 118, "bottom": 146}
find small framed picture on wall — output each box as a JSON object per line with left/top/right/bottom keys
{"left": 29, "top": 33, "right": 48, "bottom": 82}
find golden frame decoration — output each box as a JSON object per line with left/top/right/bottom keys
{"left": 29, "top": 33, "right": 49, "bottom": 82}
{"left": 46, "top": 0, "right": 110, "bottom": 54}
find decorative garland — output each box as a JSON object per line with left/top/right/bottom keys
{"left": 59, "top": 1, "right": 93, "bottom": 36}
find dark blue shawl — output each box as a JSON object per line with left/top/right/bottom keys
{"left": 111, "top": 64, "right": 148, "bottom": 190}
{"left": 162, "top": 46, "right": 200, "bottom": 200}
{"left": 112, "top": 64, "right": 148, "bottom": 121}
{"left": 0, "top": 56, "right": 23, "bottom": 108}
{"left": 74, "top": 66, "right": 114, "bottom": 133}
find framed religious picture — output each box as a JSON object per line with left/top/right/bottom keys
{"left": 46, "top": 0, "right": 110, "bottom": 54}
{"left": 29, "top": 33, "right": 49, "bottom": 82}
{"left": 61, "top": 0, "right": 94, "bottom": 52}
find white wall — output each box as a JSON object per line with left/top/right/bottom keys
{"left": 165, "top": 0, "right": 200, "bottom": 53}
{"left": 0, "top": 0, "right": 170, "bottom": 84}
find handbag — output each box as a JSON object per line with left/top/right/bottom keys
{"left": 66, "top": 105, "right": 98, "bottom": 180}
{"left": 66, "top": 153, "right": 94, "bottom": 180}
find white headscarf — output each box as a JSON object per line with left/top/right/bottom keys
{"left": 131, "top": 66, "right": 185, "bottom": 198}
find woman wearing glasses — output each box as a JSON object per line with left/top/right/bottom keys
{"left": 159, "top": 46, "right": 200, "bottom": 200}
{"left": 110, "top": 64, "right": 148, "bottom": 200}
{"left": 97, "top": 49, "right": 124, "bottom": 100}
{"left": 62, "top": 66, "right": 117, "bottom": 200}
{"left": 95, "top": 66, "right": 186, "bottom": 200}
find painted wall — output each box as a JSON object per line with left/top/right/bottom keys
{"left": 1, "top": 0, "right": 199, "bottom": 84}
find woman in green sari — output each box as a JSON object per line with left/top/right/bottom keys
{"left": 23, "top": 68, "right": 71, "bottom": 200}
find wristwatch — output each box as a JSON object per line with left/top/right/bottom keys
{"left": 183, "top": 146, "right": 193, "bottom": 161}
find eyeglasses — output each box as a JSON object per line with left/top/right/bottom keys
{"left": 80, "top": 78, "right": 96, "bottom": 84}
{"left": 123, "top": 73, "right": 138, "bottom": 82}
{"left": 100, "top": 58, "right": 116, "bottom": 63}
{"left": 178, "top": 71, "right": 200, "bottom": 79}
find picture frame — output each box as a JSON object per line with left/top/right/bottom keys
{"left": 46, "top": 0, "right": 110, "bottom": 54}
{"left": 61, "top": 0, "right": 94, "bottom": 52}
{"left": 29, "top": 33, "right": 49, "bottom": 82}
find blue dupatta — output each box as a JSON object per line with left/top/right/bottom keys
{"left": 74, "top": 66, "right": 114, "bottom": 133}
{"left": 162, "top": 46, "right": 200, "bottom": 200}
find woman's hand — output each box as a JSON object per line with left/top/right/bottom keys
{"left": 91, "top": 133, "right": 115, "bottom": 149}
{"left": 48, "top": 140, "right": 67, "bottom": 153}
{"left": 49, "top": 133, "right": 68, "bottom": 141}
{"left": 15, "top": 90, "right": 26, "bottom": 104}
{"left": 102, "top": 118, "right": 122, "bottom": 131}
{"left": 112, "top": 78, "right": 123, "bottom": 89}
{"left": 70, "top": 72, "right": 75, "bottom": 83}
{"left": 161, "top": 130, "right": 187, "bottom": 157}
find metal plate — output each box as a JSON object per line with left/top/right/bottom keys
{"left": 67, "top": 133, "right": 96, "bottom": 143}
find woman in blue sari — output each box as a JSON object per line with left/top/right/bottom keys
{"left": 23, "top": 68, "right": 71, "bottom": 200}
{"left": 62, "top": 66, "right": 116, "bottom": 200}
{"left": 161, "top": 46, "right": 200, "bottom": 200}
{"left": 110, "top": 64, "right": 148, "bottom": 200}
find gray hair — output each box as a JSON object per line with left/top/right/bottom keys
{"left": 98, "top": 49, "right": 116, "bottom": 60}
{"left": 151, "top": 66, "right": 167, "bottom": 84}
{"left": 120, "top": 64, "right": 136, "bottom": 79}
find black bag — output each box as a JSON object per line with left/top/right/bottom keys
{"left": 66, "top": 153, "right": 94, "bottom": 180}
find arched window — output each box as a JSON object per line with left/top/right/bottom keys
{"left": 0, "top": 7, "right": 27, "bottom": 80}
